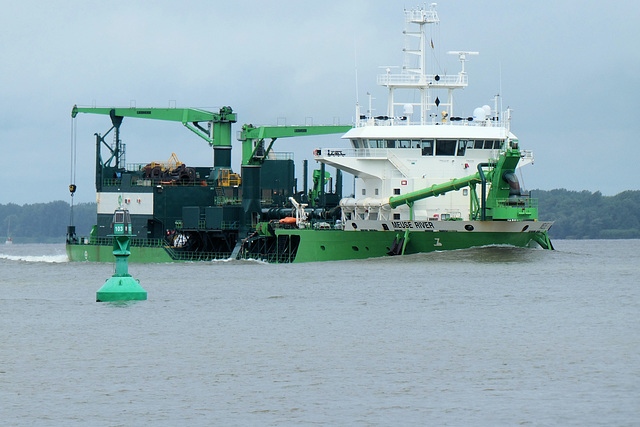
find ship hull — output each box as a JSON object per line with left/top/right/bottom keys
{"left": 66, "top": 228, "right": 551, "bottom": 263}
{"left": 66, "top": 242, "right": 175, "bottom": 263}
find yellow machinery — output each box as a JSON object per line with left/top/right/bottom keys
{"left": 218, "top": 169, "right": 241, "bottom": 186}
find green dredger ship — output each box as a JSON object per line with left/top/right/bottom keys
{"left": 66, "top": 4, "right": 553, "bottom": 263}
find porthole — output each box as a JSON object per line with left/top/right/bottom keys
{"left": 320, "top": 245, "right": 326, "bottom": 250}
{"left": 521, "top": 225, "right": 529, "bottom": 232}
{"left": 465, "top": 224, "right": 474, "bottom": 231}
{"left": 352, "top": 246, "right": 359, "bottom": 251}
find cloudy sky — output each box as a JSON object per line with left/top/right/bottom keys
{"left": 1, "top": 0, "right": 638, "bottom": 205}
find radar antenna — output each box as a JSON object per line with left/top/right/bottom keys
{"left": 447, "top": 51, "right": 479, "bottom": 75}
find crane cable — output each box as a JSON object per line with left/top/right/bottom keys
{"left": 69, "top": 116, "right": 78, "bottom": 226}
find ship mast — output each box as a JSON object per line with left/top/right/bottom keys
{"left": 377, "top": 3, "right": 477, "bottom": 125}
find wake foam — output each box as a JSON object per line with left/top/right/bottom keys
{"left": 210, "top": 257, "right": 270, "bottom": 265}
{"left": 0, "top": 253, "right": 69, "bottom": 263}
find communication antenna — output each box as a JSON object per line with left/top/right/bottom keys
{"left": 354, "top": 38, "right": 361, "bottom": 125}
{"left": 499, "top": 61, "right": 503, "bottom": 122}
{"left": 354, "top": 39, "right": 360, "bottom": 105}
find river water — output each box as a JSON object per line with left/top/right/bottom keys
{"left": 0, "top": 240, "right": 638, "bottom": 426}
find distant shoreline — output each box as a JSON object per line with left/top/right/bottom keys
{"left": 2, "top": 189, "right": 640, "bottom": 242}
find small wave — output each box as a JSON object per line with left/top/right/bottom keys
{"left": 210, "top": 257, "right": 270, "bottom": 265}
{"left": 0, "top": 253, "right": 69, "bottom": 263}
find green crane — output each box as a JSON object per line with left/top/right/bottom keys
{"left": 236, "top": 124, "right": 352, "bottom": 218}
{"left": 71, "top": 105, "right": 237, "bottom": 171}
{"left": 238, "top": 124, "right": 352, "bottom": 166}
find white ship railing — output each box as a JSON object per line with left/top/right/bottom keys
{"left": 356, "top": 116, "right": 504, "bottom": 127}
{"left": 378, "top": 73, "right": 468, "bottom": 88}
{"left": 521, "top": 150, "right": 534, "bottom": 162}
{"left": 315, "top": 147, "right": 525, "bottom": 161}
{"left": 315, "top": 148, "right": 419, "bottom": 159}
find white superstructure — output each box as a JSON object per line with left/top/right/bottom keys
{"left": 314, "top": 3, "right": 532, "bottom": 223}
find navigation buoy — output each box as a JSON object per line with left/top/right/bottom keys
{"left": 96, "top": 209, "right": 147, "bottom": 302}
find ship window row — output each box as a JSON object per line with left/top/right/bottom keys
{"left": 354, "top": 139, "right": 503, "bottom": 156}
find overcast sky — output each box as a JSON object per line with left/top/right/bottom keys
{"left": 1, "top": 0, "right": 638, "bottom": 205}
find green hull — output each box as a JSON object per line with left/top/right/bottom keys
{"left": 67, "top": 243, "right": 175, "bottom": 263}
{"left": 67, "top": 229, "right": 550, "bottom": 263}
{"left": 284, "top": 229, "right": 544, "bottom": 263}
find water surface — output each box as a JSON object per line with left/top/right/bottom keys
{"left": 1, "top": 241, "right": 638, "bottom": 425}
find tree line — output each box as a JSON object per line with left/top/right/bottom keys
{"left": 534, "top": 189, "right": 640, "bottom": 239}
{"left": 0, "top": 189, "right": 639, "bottom": 242}
{"left": 1, "top": 201, "right": 96, "bottom": 243}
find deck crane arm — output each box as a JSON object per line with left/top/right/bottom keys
{"left": 238, "top": 124, "right": 352, "bottom": 165}
{"left": 71, "top": 105, "right": 237, "bottom": 146}
{"left": 71, "top": 104, "right": 237, "bottom": 174}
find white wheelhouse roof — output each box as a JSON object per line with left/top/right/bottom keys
{"left": 343, "top": 124, "right": 516, "bottom": 141}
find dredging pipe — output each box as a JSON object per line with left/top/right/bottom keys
{"left": 476, "top": 162, "right": 496, "bottom": 221}
{"left": 387, "top": 172, "right": 483, "bottom": 209}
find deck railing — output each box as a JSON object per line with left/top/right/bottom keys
{"left": 102, "top": 178, "right": 211, "bottom": 188}
{"left": 495, "top": 197, "right": 538, "bottom": 209}
{"left": 73, "top": 236, "right": 167, "bottom": 247}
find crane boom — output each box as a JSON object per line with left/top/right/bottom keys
{"left": 238, "top": 124, "right": 352, "bottom": 165}
{"left": 71, "top": 105, "right": 237, "bottom": 146}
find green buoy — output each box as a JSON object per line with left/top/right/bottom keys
{"left": 97, "top": 209, "right": 147, "bottom": 302}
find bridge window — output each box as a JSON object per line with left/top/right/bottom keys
{"left": 421, "top": 140, "right": 433, "bottom": 156}
{"left": 457, "top": 140, "right": 469, "bottom": 156}
{"left": 436, "top": 139, "right": 457, "bottom": 156}
{"left": 484, "top": 140, "right": 495, "bottom": 149}
{"left": 377, "top": 139, "right": 389, "bottom": 148}
{"left": 474, "top": 140, "right": 484, "bottom": 149}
